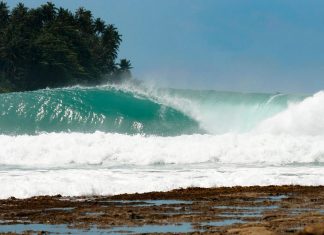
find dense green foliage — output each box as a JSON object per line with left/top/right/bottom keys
{"left": 0, "top": 1, "right": 132, "bottom": 92}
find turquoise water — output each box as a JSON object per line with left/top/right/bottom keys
{"left": 0, "top": 86, "right": 199, "bottom": 135}
{"left": 0, "top": 84, "right": 304, "bottom": 136}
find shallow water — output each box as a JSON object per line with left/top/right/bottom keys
{"left": 44, "top": 207, "right": 75, "bottom": 211}
{"left": 215, "top": 203, "right": 280, "bottom": 219}
{"left": 255, "top": 195, "right": 288, "bottom": 202}
{"left": 109, "top": 223, "right": 195, "bottom": 234}
{"left": 0, "top": 218, "right": 250, "bottom": 235}
{"left": 0, "top": 224, "right": 91, "bottom": 234}
{"left": 101, "top": 199, "right": 192, "bottom": 207}
{"left": 214, "top": 205, "right": 279, "bottom": 210}
{"left": 201, "top": 219, "right": 245, "bottom": 227}
{"left": 0, "top": 222, "right": 195, "bottom": 234}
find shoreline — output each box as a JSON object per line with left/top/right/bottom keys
{"left": 0, "top": 185, "right": 323, "bottom": 234}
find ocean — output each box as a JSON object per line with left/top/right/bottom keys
{"left": 0, "top": 83, "right": 323, "bottom": 198}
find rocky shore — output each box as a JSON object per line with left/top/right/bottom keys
{"left": 0, "top": 185, "right": 323, "bottom": 234}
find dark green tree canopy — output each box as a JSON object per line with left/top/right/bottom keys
{"left": 0, "top": 1, "right": 132, "bottom": 92}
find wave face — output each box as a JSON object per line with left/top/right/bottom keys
{"left": 0, "top": 86, "right": 200, "bottom": 136}
{"left": 0, "top": 83, "right": 323, "bottom": 199}
{"left": 0, "top": 84, "right": 304, "bottom": 135}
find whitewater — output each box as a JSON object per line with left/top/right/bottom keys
{"left": 0, "top": 83, "right": 323, "bottom": 199}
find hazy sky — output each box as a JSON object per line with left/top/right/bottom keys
{"left": 6, "top": 0, "right": 324, "bottom": 93}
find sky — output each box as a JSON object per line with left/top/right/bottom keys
{"left": 6, "top": 0, "right": 324, "bottom": 93}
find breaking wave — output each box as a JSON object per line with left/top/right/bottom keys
{"left": 1, "top": 83, "right": 323, "bottom": 198}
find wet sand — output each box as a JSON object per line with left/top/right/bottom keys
{"left": 0, "top": 185, "right": 323, "bottom": 234}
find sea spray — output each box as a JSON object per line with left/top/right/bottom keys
{"left": 256, "top": 91, "right": 324, "bottom": 135}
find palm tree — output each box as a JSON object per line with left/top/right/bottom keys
{"left": 102, "top": 24, "right": 121, "bottom": 61}
{"left": 75, "top": 7, "right": 93, "bottom": 34}
{"left": 57, "top": 7, "right": 74, "bottom": 25}
{"left": 94, "top": 18, "right": 105, "bottom": 35}
{"left": 115, "top": 59, "right": 132, "bottom": 82}
{"left": 0, "top": 1, "right": 9, "bottom": 29}
{"left": 11, "top": 3, "right": 28, "bottom": 23}
{"left": 40, "top": 2, "right": 57, "bottom": 24}
{"left": 118, "top": 59, "right": 132, "bottom": 71}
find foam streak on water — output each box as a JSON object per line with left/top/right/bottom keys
{"left": 0, "top": 84, "right": 323, "bottom": 198}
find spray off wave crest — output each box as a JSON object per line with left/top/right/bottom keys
{"left": 256, "top": 91, "right": 324, "bottom": 135}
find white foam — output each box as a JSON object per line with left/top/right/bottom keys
{"left": 257, "top": 91, "right": 324, "bottom": 135}
{"left": 0, "top": 165, "right": 323, "bottom": 199}
{"left": 0, "top": 132, "right": 323, "bottom": 168}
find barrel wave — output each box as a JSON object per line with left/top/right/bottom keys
{"left": 0, "top": 84, "right": 305, "bottom": 135}
{"left": 0, "top": 83, "right": 323, "bottom": 199}
{"left": 0, "top": 85, "right": 200, "bottom": 135}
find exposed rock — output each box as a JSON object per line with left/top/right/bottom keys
{"left": 299, "top": 223, "right": 324, "bottom": 235}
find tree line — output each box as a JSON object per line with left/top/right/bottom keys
{"left": 0, "top": 1, "right": 132, "bottom": 93}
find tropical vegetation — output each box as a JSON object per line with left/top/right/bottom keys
{"left": 0, "top": 1, "right": 132, "bottom": 93}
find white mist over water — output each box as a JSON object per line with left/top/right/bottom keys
{"left": 0, "top": 84, "right": 323, "bottom": 198}
{"left": 256, "top": 91, "right": 324, "bottom": 135}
